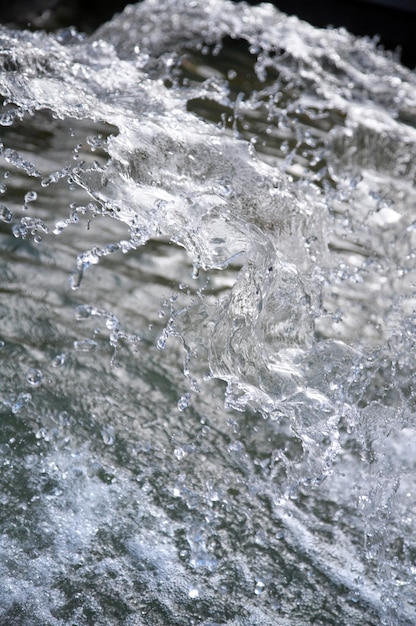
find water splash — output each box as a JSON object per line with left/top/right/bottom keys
{"left": 0, "top": 1, "right": 416, "bottom": 624}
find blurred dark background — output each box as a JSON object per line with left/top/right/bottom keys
{"left": 0, "top": 0, "right": 415, "bottom": 68}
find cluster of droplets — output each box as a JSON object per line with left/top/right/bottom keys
{"left": 74, "top": 303, "right": 141, "bottom": 353}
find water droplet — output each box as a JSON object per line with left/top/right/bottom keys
{"left": 105, "top": 316, "right": 119, "bottom": 331}
{"left": 53, "top": 219, "right": 69, "bottom": 234}
{"left": 11, "top": 392, "right": 32, "bottom": 414}
{"left": 3, "top": 148, "right": 41, "bottom": 177}
{"left": 177, "top": 393, "right": 191, "bottom": 411}
{"left": 74, "top": 339, "right": 97, "bottom": 352}
{"left": 58, "top": 410, "right": 71, "bottom": 426}
{"left": 254, "top": 580, "right": 266, "bottom": 595}
{"left": 188, "top": 586, "right": 200, "bottom": 599}
{"left": 174, "top": 447, "right": 186, "bottom": 460}
{"left": 228, "top": 440, "right": 244, "bottom": 453}
{"left": 0, "top": 204, "right": 12, "bottom": 223}
{"left": 101, "top": 425, "right": 115, "bottom": 446}
{"left": 192, "top": 264, "right": 200, "bottom": 279}
{"left": 75, "top": 304, "right": 93, "bottom": 320}
{"left": 0, "top": 182, "right": 6, "bottom": 193}
{"left": 24, "top": 190, "right": 37, "bottom": 203}
{"left": 157, "top": 331, "right": 168, "bottom": 350}
{"left": 35, "top": 427, "right": 48, "bottom": 440}
{"left": 12, "top": 223, "right": 27, "bottom": 238}
{"left": 26, "top": 368, "right": 43, "bottom": 387}
{"left": 51, "top": 353, "right": 66, "bottom": 367}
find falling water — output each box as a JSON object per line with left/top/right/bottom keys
{"left": 1, "top": 1, "right": 416, "bottom": 624}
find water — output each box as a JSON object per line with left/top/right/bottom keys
{"left": 1, "top": 1, "right": 416, "bottom": 624}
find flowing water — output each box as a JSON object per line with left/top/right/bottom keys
{"left": 1, "top": 1, "right": 416, "bottom": 624}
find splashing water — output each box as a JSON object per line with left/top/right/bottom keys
{"left": 1, "top": 1, "right": 416, "bottom": 624}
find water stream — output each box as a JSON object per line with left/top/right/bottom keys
{"left": 1, "top": 1, "right": 416, "bottom": 624}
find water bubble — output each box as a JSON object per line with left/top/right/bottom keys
{"left": 0, "top": 204, "right": 12, "bottom": 223}
{"left": 26, "top": 368, "right": 43, "bottom": 387}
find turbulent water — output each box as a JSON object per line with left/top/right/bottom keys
{"left": 1, "top": 1, "right": 416, "bottom": 624}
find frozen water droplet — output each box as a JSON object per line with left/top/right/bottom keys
{"left": 26, "top": 368, "right": 43, "bottom": 387}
